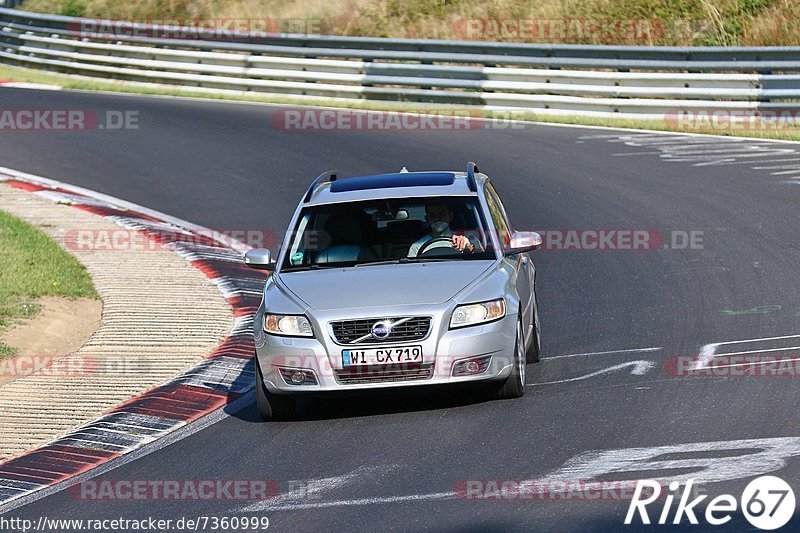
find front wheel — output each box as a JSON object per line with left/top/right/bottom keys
{"left": 495, "top": 319, "right": 526, "bottom": 399}
{"left": 255, "top": 355, "right": 296, "bottom": 421}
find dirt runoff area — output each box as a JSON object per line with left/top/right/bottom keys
{"left": 0, "top": 296, "right": 102, "bottom": 386}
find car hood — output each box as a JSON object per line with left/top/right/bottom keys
{"left": 278, "top": 261, "right": 494, "bottom": 311}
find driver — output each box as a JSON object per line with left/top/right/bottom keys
{"left": 408, "top": 204, "right": 483, "bottom": 257}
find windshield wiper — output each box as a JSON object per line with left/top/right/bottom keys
{"left": 281, "top": 263, "right": 351, "bottom": 272}
{"left": 354, "top": 257, "right": 456, "bottom": 267}
{"left": 283, "top": 258, "right": 459, "bottom": 271}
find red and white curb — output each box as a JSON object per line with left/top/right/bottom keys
{"left": 0, "top": 167, "right": 263, "bottom": 506}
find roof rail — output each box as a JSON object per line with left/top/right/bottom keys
{"left": 303, "top": 170, "right": 337, "bottom": 203}
{"left": 466, "top": 162, "right": 479, "bottom": 192}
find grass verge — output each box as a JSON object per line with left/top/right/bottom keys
{"left": 2, "top": 64, "right": 800, "bottom": 142}
{"left": 0, "top": 209, "right": 98, "bottom": 357}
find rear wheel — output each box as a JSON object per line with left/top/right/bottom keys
{"left": 496, "top": 319, "right": 526, "bottom": 399}
{"left": 255, "top": 355, "right": 296, "bottom": 421}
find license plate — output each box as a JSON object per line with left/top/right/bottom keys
{"left": 342, "top": 346, "right": 422, "bottom": 366}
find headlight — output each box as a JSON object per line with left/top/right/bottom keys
{"left": 263, "top": 314, "right": 314, "bottom": 337}
{"left": 450, "top": 298, "right": 506, "bottom": 329}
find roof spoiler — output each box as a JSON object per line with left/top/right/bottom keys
{"left": 466, "top": 162, "right": 479, "bottom": 192}
{"left": 303, "top": 170, "right": 337, "bottom": 203}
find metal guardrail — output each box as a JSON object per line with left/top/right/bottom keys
{"left": 0, "top": 7, "right": 798, "bottom": 119}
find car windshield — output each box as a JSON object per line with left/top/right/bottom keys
{"left": 280, "top": 196, "right": 496, "bottom": 271}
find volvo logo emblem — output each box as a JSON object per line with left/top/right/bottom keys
{"left": 371, "top": 320, "right": 391, "bottom": 339}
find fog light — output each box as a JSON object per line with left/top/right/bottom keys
{"left": 278, "top": 367, "right": 318, "bottom": 385}
{"left": 452, "top": 355, "right": 492, "bottom": 377}
{"left": 465, "top": 361, "right": 481, "bottom": 374}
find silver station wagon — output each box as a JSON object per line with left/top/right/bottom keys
{"left": 245, "top": 163, "right": 542, "bottom": 420}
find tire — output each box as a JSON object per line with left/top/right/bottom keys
{"left": 526, "top": 301, "right": 541, "bottom": 364}
{"left": 255, "top": 355, "right": 296, "bottom": 422}
{"left": 496, "top": 318, "right": 526, "bottom": 399}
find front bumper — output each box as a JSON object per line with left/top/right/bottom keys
{"left": 254, "top": 308, "right": 517, "bottom": 395}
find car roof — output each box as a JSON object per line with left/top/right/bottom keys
{"left": 305, "top": 170, "right": 482, "bottom": 206}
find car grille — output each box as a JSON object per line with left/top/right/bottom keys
{"left": 330, "top": 316, "right": 431, "bottom": 345}
{"left": 336, "top": 363, "right": 434, "bottom": 384}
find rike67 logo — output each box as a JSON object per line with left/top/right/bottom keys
{"left": 625, "top": 476, "right": 795, "bottom": 530}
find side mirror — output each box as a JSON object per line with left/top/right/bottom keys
{"left": 505, "top": 231, "right": 542, "bottom": 255}
{"left": 244, "top": 248, "right": 274, "bottom": 271}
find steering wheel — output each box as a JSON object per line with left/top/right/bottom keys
{"left": 417, "top": 236, "right": 459, "bottom": 257}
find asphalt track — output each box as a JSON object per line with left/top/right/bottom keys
{"left": 2, "top": 88, "right": 800, "bottom": 532}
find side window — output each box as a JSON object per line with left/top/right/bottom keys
{"left": 484, "top": 183, "right": 511, "bottom": 249}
